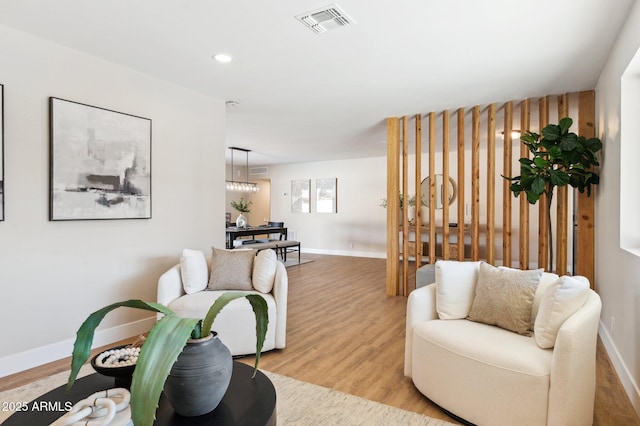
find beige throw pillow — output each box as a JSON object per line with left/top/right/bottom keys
{"left": 467, "top": 262, "right": 543, "bottom": 335}
{"left": 207, "top": 248, "right": 256, "bottom": 291}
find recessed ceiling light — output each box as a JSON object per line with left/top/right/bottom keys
{"left": 213, "top": 53, "right": 232, "bottom": 63}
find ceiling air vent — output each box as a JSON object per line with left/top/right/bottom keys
{"left": 295, "top": 4, "right": 356, "bottom": 34}
{"left": 250, "top": 166, "right": 269, "bottom": 176}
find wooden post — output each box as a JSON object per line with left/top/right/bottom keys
{"left": 556, "top": 94, "right": 569, "bottom": 275}
{"left": 386, "top": 117, "right": 400, "bottom": 296}
{"left": 457, "top": 108, "right": 465, "bottom": 260}
{"left": 577, "top": 90, "right": 595, "bottom": 287}
{"left": 402, "top": 117, "right": 409, "bottom": 296}
{"left": 503, "top": 102, "right": 513, "bottom": 267}
{"left": 471, "top": 106, "right": 481, "bottom": 261}
{"left": 487, "top": 104, "right": 496, "bottom": 265}
{"left": 428, "top": 112, "right": 436, "bottom": 263}
{"left": 442, "top": 110, "right": 450, "bottom": 259}
{"left": 538, "top": 97, "right": 549, "bottom": 270}
{"left": 415, "top": 115, "right": 423, "bottom": 272}
{"left": 519, "top": 100, "right": 530, "bottom": 269}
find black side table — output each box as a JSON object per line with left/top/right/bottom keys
{"left": 4, "top": 361, "right": 276, "bottom": 425}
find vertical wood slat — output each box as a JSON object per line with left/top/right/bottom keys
{"left": 415, "top": 115, "right": 423, "bottom": 271}
{"left": 538, "top": 96, "right": 550, "bottom": 270}
{"left": 471, "top": 106, "right": 481, "bottom": 261}
{"left": 442, "top": 111, "right": 450, "bottom": 259}
{"left": 519, "top": 100, "right": 530, "bottom": 269}
{"left": 402, "top": 117, "right": 409, "bottom": 296}
{"left": 556, "top": 94, "right": 569, "bottom": 275}
{"left": 428, "top": 112, "right": 436, "bottom": 263}
{"left": 486, "top": 104, "right": 496, "bottom": 265}
{"left": 577, "top": 90, "right": 596, "bottom": 288}
{"left": 503, "top": 102, "right": 513, "bottom": 267}
{"left": 387, "top": 91, "right": 592, "bottom": 296}
{"left": 386, "top": 117, "right": 400, "bottom": 296}
{"left": 457, "top": 108, "right": 465, "bottom": 260}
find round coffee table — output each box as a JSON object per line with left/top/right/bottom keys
{"left": 3, "top": 361, "right": 276, "bottom": 425}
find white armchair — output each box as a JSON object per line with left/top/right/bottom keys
{"left": 158, "top": 248, "right": 288, "bottom": 356}
{"left": 405, "top": 261, "right": 602, "bottom": 426}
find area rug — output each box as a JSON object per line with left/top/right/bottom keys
{"left": 0, "top": 366, "right": 454, "bottom": 425}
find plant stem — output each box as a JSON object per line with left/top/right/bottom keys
{"left": 547, "top": 187, "right": 554, "bottom": 272}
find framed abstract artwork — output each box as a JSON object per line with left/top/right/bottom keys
{"left": 316, "top": 178, "right": 337, "bottom": 213}
{"left": 0, "top": 83, "right": 4, "bottom": 221}
{"left": 49, "top": 97, "right": 152, "bottom": 220}
{"left": 291, "top": 179, "right": 310, "bottom": 213}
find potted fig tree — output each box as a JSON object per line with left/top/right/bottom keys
{"left": 503, "top": 117, "right": 602, "bottom": 270}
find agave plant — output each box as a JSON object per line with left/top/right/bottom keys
{"left": 66, "top": 292, "right": 268, "bottom": 426}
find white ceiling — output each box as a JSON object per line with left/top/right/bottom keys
{"left": 0, "top": 0, "right": 634, "bottom": 166}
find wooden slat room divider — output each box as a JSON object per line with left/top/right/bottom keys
{"left": 386, "top": 91, "right": 596, "bottom": 296}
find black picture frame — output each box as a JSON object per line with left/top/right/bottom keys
{"left": 0, "top": 83, "right": 4, "bottom": 221}
{"left": 49, "top": 97, "right": 152, "bottom": 221}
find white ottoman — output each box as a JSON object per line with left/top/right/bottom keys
{"left": 416, "top": 264, "right": 436, "bottom": 288}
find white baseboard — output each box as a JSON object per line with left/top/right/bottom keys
{"left": 599, "top": 321, "right": 640, "bottom": 417}
{"left": 0, "top": 317, "right": 155, "bottom": 379}
{"left": 301, "top": 248, "right": 386, "bottom": 259}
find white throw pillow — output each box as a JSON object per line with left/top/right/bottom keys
{"left": 253, "top": 249, "right": 277, "bottom": 293}
{"left": 180, "top": 249, "right": 209, "bottom": 294}
{"left": 435, "top": 260, "right": 481, "bottom": 320}
{"left": 534, "top": 275, "right": 590, "bottom": 348}
{"left": 531, "top": 271, "right": 560, "bottom": 322}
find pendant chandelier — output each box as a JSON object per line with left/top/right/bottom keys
{"left": 226, "top": 147, "right": 259, "bottom": 193}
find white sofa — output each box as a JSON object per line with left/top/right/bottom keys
{"left": 157, "top": 248, "right": 288, "bottom": 356}
{"left": 405, "top": 261, "right": 602, "bottom": 426}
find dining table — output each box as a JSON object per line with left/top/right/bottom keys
{"left": 225, "top": 225, "right": 288, "bottom": 249}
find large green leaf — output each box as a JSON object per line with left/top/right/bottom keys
{"left": 549, "top": 169, "right": 570, "bottom": 186}
{"left": 533, "top": 157, "right": 548, "bottom": 169}
{"left": 559, "top": 117, "right": 573, "bottom": 133}
{"left": 245, "top": 294, "right": 269, "bottom": 377}
{"left": 201, "top": 291, "right": 252, "bottom": 336}
{"left": 548, "top": 146, "right": 562, "bottom": 160}
{"left": 67, "top": 300, "right": 175, "bottom": 391}
{"left": 130, "top": 315, "right": 200, "bottom": 426}
{"left": 542, "top": 124, "right": 561, "bottom": 141}
{"left": 526, "top": 191, "right": 541, "bottom": 204}
{"left": 559, "top": 133, "right": 578, "bottom": 151}
{"left": 521, "top": 132, "right": 539, "bottom": 145}
{"left": 200, "top": 292, "right": 269, "bottom": 376}
{"left": 585, "top": 137, "right": 603, "bottom": 152}
{"left": 531, "top": 177, "right": 546, "bottom": 194}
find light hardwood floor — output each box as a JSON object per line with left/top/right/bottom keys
{"left": 2, "top": 254, "right": 639, "bottom": 425}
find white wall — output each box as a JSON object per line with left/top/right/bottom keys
{"left": 264, "top": 139, "right": 574, "bottom": 271}
{"left": 594, "top": 1, "right": 640, "bottom": 414}
{"left": 0, "top": 25, "right": 226, "bottom": 376}
{"left": 266, "top": 157, "right": 389, "bottom": 257}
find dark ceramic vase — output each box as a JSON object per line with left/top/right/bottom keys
{"left": 163, "top": 332, "right": 233, "bottom": 417}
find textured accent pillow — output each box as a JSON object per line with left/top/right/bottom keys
{"left": 180, "top": 249, "right": 209, "bottom": 294}
{"left": 252, "top": 249, "right": 277, "bottom": 293}
{"left": 435, "top": 260, "right": 482, "bottom": 319}
{"left": 467, "top": 262, "right": 543, "bottom": 335}
{"left": 207, "top": 248, "right": 256, "bottom": 291}
{"left": 534, "top": 275, "right": 590, "bottom": 348}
